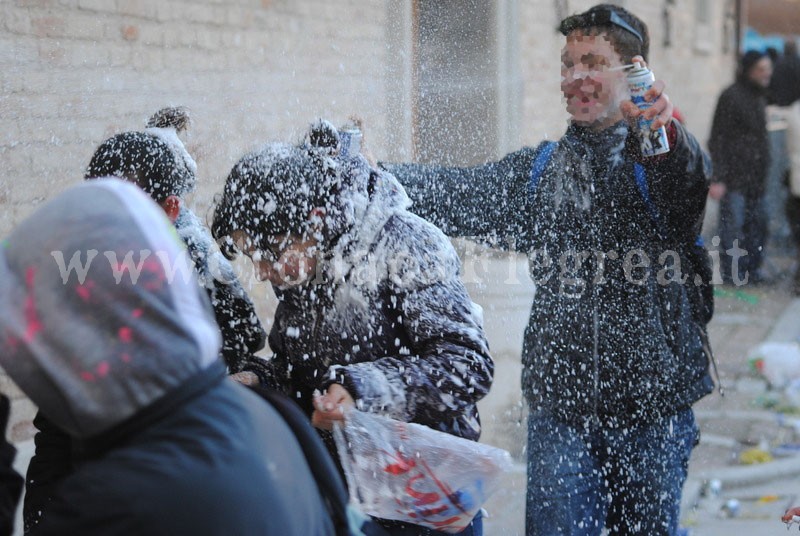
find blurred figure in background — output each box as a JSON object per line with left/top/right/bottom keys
{"left": 770, "top": 40, "right": 800, "bottom": 295}
{"left": 709, "top": 50, "right": 773, "bottom": 284}
{"left": 769, "top": 40, "right": 800, "bottom": 108}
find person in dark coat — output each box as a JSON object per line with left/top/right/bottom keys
{"left": 211, "top": 120, "right": 494, "bottom": 535}
{"left": 709, "top": 51, "right": 773, "bottom": 284}
{"left": 380, "top": 4, "right": 712, "bottom": 534}
{"left": 772, "top": 41, "right": 800, "bottom": 295}
{"left": 23, "top": 107, "right": 270, "bottom": 532}
{"left": 769, "top": 40, "right": 800, "bottom": 107}
{"left": 0, "top": 179, "right": 334, "bottom": 535}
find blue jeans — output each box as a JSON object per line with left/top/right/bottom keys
{"left": 718, "top": 190, "right": 768, "bottom": 283}
{"left": 379, "top": 511, "right": 482, "bottom": 536}
{"left": 526, "top": 409, "right": 697, "bottom": 535}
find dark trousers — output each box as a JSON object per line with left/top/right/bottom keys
{"left": 718, "top": 190, "right": 768, "bottom": 284}
{"left": 525, "top": 409, "right": 696, "bottom": 535}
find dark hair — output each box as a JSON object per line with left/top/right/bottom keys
{"left": 559, "top": 4, "right": 649, "bottom": 63}
{"left": 765, "top": 47, "right": 779, "bottom": 63}
{"left": 85, "top": 107, "right": 196, "bottom": 202}
{"left": 212, "top": 120, "right": 366, "bottom": 260}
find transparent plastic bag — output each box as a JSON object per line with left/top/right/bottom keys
{"left": 332, "top": 410, "right": 513, "bottom": 533}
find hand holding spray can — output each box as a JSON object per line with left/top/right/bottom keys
{"left": 627, "top": 61, "right": 670, "bottom": 157}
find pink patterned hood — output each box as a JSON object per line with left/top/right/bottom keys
{"left": 0, "top": 179, "right": 221, "bottom": 438}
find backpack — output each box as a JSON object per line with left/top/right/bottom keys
{"left": 248, "top": 386, "right": 388, "bottom": 536}
{"left": 529, "top": 141, "right": 722, "bottom": 393}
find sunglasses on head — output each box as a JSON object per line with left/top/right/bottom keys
{"left": 559, "top": 8, "right": 644, "bottom": 45}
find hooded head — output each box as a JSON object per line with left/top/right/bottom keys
{"left": 85, "top": 107, "right": 197, "bottom": 203}
{"left": 738, "top": 50, "right": 772, "bottom": 88}
{"left": 0, "top": 179, "right": 221, "bottom": 438}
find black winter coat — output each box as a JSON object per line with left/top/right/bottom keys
{"left": 262, "top": 172, "right": 494, "bottom": 442}
{"left": 0, "top": 396, "right": 22, "bottom": 536}
{"left": 28, "top": 365, "right": 334, "bottom": 536}
{"left": 769, "top": 53, "right": 800, "bottom": 107}
{"left": 709, "top": 79, "right": 770, "bottom": 197}
{"left": 383, "top": 121, "right": 714, "bottom": 428}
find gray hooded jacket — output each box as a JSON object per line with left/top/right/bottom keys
{"left": 0, "top": 180, "right": 335, "bottom": 535}
{"left": 0, "top": 179, "right": 220, "bottom": 438}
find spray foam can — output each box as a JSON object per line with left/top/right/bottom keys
{"left": 338, "top": 125, "right": 362, "bottom": 159}
{"left": 627, "top": 61, "right": 670, "bottom": 157}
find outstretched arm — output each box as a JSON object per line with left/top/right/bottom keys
{"left": 381, "top": 148, "right": 537, "bottom": 248}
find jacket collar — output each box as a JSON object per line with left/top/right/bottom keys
{"left": 72, "top": 361, "right": 227, "bottom": 459}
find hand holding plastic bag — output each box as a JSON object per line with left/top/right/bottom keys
{"left": 333, "top": 410, "right": 513, "bottom": 533}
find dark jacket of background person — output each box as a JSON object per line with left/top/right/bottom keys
{"left": 769, "top": 42, "right": 800, "bottom": 107}
{"left": 0, "top": 396, "right": 22, "bottom": 536}
{"left": 382, "top": 119, "right": 713, "bottom": 429}
{"left": 709, "top": 67, "right": 771, "bottom": 197}
{"left": 0, "top": 180, "right": 333, "bottom": 535}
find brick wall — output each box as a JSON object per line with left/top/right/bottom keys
{"left": 0, "top": 0, "right": 392, "bottom": 441}
{"left": 1, "top": 0, "right": 391, "bottom": 226}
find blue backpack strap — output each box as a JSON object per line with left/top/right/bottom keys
{"left": 529, "top": 141, "right": 557, "bottom": 195}
{"left": 632, "top": 163, "right": 669, "bottom": 241}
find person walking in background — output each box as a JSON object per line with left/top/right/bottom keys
{"left": 769, "top": 40, "right": 800, "bottom": 108}
{"left": 771, "top": 40, "right": 800, "bottom": 295}
{"left": 784, "top": 97, "right": 800, "bottom": 295}
{"left": 709, "top": 51, "right": 773, "bottom": 285}
{"left": 211, "top": 119, "right": 494, "bottom": 535}
{"left": 381, "top": 4, "right": 712, "bottom": 534}
{"left": 0, "top": 180, "right": 334, "bottom": 535}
